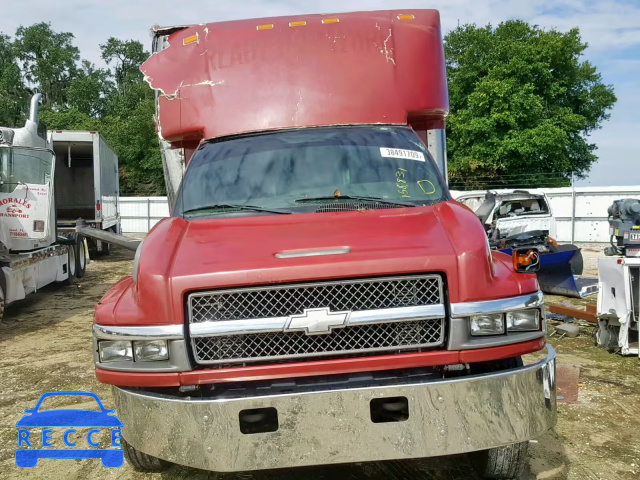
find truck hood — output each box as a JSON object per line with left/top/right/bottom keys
{"left": 98, "top": 201, "right": 537, "bottom": 326}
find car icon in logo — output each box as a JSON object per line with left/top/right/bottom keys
{"left": 15, "top": 391, "right": 123, "bottom": 468}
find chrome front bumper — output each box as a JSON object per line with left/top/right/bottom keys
{"left": 113, "top": 346, "right": 556, "bottom": 472}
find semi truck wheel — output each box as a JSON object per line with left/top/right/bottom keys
{"left": 122, "top": 438, "right": 171, "bottom": 472}
{"left": 470, "top": 441, "right": 529, "bottom": 479}
{"left": 68, "top": 233, "right": 88, "bottom": 278}
{"left": 62, "top": 244, "right": 77, "bottom": 285}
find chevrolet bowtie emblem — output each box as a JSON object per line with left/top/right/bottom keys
{"left": 285, "top": 308, "right": 350, "bottom": 335}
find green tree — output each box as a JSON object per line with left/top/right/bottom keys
{"left": 101, "top": 38, "right": 148, "bottom": 95}
{"left": 67, "top": 60, "right": 113, "bottom": 118}
{"left": 0, "top": 34, "right": 29, "bottom": 126}
{"left": 99, "top": 39, "right": 164, "bottom": 195}
{"left": 14, "top": 22, "right": 80, "bottom": 109}
{"left": 444, "top": 21, "right": 616, "bottom": 190}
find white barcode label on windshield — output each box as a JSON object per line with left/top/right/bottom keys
{"left": 380, "top": 148, "right": 425, "bottom": 161}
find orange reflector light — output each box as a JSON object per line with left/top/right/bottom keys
{"left": 397, "top": 14, "right": 415, "bottom": 20}
{"left": 289, "top": 21, "right": 307, "bottom": 27}
{"left": 183, "top": 34, "right": 199, "bottom": 45}
{"left": 322, "top": 18, "right": 339, "bottom": 24}
{"left": 512, "top": 249, "right": 540, "bottom": 273}
{"left": 256, "top": 24, "right": 274, "bottom": 31}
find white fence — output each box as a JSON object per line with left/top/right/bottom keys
{"left": 120, "top": 197, "right": 170, "bottom": 234}
{"left": 121, "top": 186, "right": 640, "bottom": 242}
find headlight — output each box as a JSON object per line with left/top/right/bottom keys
{"left": 470, "top": 313, "right": 504, "bottom": 336}
{"left": 134, "top": 340, "right": 169, "bottom": 361}
{"left": 506, "top": 310, "right": 540, "bottom": 332}
{"left": 99, "top": 340, "right": 133, "bottom": 362}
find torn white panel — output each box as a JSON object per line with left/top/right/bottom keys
{"left": 4, "top": 265, "right": 31, "bottom": 303}
{"left": 2, "top": 249, "right": 68, "bottom": 304}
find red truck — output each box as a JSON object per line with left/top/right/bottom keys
{"left": 92, "top": 10, "right": 556, "bottom": 478}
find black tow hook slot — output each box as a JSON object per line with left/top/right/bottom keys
{"left": 239, "top": 407, "right": 279, "bottom": 434}
{"left": 370, "top": 396, "right": 409, "bottom": 423}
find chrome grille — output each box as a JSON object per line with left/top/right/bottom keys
{"left": 187, "top": 275, "right": 445, "bottom": 365}
{"left": 189, "top": 275, "right": 442, "bottom": 323}
{"left": 193, "top": 319, "right": 444, "bottom": 364}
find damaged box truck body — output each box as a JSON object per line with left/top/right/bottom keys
{"left": 147, "top": 10, "right": 449, "bottom": 206}
{"left": 93, "top": 10, "right": 556, "bottom": 478}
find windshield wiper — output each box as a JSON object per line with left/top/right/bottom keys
{"left": 295, "top": 195, "right": 415, "bottom": 208}
{"left": 182, "top": 204, "right": 292, "bottom": 216}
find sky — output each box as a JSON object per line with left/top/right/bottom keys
{"left": 3, "top": 0, "right": 639, "bottom": 187}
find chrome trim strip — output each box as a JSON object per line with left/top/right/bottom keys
{"left": 190, "top": 317, "right": 289, "bottom": 337}
{"left": 113, "top": 346, "right": 556, "bottom": 472}
{"left": 93, "top": 324, "right": 184, "bottom": 341}
{"left": 189, "top": 305, "right": 445, "bottom": 338}
{"left": 275, "top": 247, "right": 351, "bottom": 258}
{"left": 450, "top": 291, "right": 544, "bottom": 318}
{"left": 349, "top": 304, "right": 445, "bottom": 325}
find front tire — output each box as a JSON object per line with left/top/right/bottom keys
{"left": 122, "top": 438, "right": 171, "bottom": 472}
{"left": 470, "top": 441, "right": 529, "bottom": 479}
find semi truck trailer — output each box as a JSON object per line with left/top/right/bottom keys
{"left": 52, "top": 130, "right": 120, "bottom": 257}
{"left": 92, "top": 10, "right": 556, "bottom": 478}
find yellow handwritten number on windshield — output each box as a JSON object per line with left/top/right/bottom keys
{"left": 396, "top": 168, "right": 411, "bottom": 198}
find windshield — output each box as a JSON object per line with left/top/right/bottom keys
{"left": 0, "top": 147, "right": 53, "bottom": 193}
{"left": 495, "top": 198, "right": 550, "bottom": 218}
{"left": 174, "top": 126, "right": 449, "bottom": 218}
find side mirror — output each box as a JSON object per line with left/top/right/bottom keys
{"left": 513, "top": 248, "right": 540, "bottom": 273}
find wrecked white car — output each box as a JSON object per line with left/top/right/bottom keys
{"left": 456, "top": 190, "right": 557, "bottom": 239}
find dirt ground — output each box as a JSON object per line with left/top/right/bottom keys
{"left": 0, "top": 245, "right": 638, "bottom": 480}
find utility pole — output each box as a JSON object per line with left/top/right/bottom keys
{"left": 570, "top": 172, "right": 576, "bottom": 244}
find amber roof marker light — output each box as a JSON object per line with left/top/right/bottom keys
{"left": 182, "top": 33, "right": 199, "bottom": 45}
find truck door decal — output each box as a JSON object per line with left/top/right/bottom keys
{"left": 0, "top": 184, "right": 50, "bottom": 239}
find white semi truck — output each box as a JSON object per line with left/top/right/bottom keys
{"left": 0, "top": 94, "right": 119, "bottom": 319}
